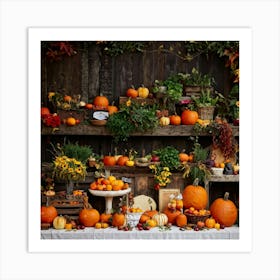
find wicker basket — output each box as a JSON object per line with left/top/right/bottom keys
{"left": 186, "top": 213, "right": 211, "bottom": 224}
{"left": 198, "top": 106, "right": 215, "bottom": 120}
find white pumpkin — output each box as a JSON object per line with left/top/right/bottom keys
{"left": 159, "top": 116, "right": 170, "bottom": 126}
{"left": 152, "top": 213, "right": 168, "bottom": 226}
{"left": 53, "top": 216, "right": 67, "bottom": 229}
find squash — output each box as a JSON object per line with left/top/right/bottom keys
{"left": 41, "top": 205, "right": 58, "bottom": 223}
{"left": 100, "top": 213, "right": 112, "bottom": 224}
{"left": 159, "top": 116, "right": 170, "bottom": 126}
{"left": 117, "top": 156, "right": 129, "bottom": 166}
{"left": 179, "top": 153, "right": 189, "bottom": 162}
{"left": 152, "top": 212, "right": 168, "bottom": 226}
{"left": 210, "top": 192, "right": 237, "bottom": 227}
{"left": 146, "top": 219, "right": 157, "bottom": 227}
{"left": 139, "top": 213, "right": 151, "bottom": 224}
{"left": 53, "top": 215, "right": 67, "bottom": 229}
{"left": 79, "top": 208, "right": 100, "bottom": 227}
{"left": 181, "top": 110, "right": 198, "bottom": 125}
{"left": 182, "top": 178, "right": 208, "bottom": 210}
{"left": 137, "top": 85, "right": 149, "bottom": 98}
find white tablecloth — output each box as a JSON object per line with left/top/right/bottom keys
{"left": 41, "top": 226, "right": 239, "bottom": 239}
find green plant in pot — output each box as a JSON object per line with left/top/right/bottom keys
{"left": 191, "top": 89, "right": 224, "bottom": 120}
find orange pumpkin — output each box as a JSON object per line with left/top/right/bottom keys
{"left": 144, "top": 210, "right": 158, "bottom": 218}
{"left": 139, "top": 214, "right": 151, "bottom": 224}
{"left": 108, "top": 105, "right": 118, "bottom": 115}
{"left": 210, "top": 192, "right": 237, "bottom": 227}
{"left": 79, "top": 208, "right": 100, "bottom": 227}
{"left": 179, "top": 153, "right": 189, "bottom": 162}
{"left": 175, "top": 213, "right": 187, "bottom": 227}
{"left": 205, "top": 217, "right": 216, "bottom": 228}
{"left": 103, "top": 155, "right": 117, "bottom": 166}
{"left": 85, "top": 103, "right": 94, "bottom": 110}
{"left": 100, "top": 213, "right": 112, "bottom": 224}
{"left": 182, "top": 178, "right": 208, "bottom": 210}
{"left": 112, "top": 212, "right": 126, "bottom": 227}
{"left": 41, "top": 107, "right": 50, "bottom": 117}
{"left": 126, "top": 87, "right": 138, "bottom": 98}
{"left": 63, "top": 95, "right": 72, "bottom": 102}
{"left": 93, "top": 95, "right": 109, "bottom": 109}
{"left": 169, "top": 115, "right": 181, "bottom": 125}
{"left": 181, "top": 110, "right": 198, "bottom": 125}
{"left": 117, "top": 156, "right": 129, "bottom": 166}
{"left": 163, "top": 207, "right": 181, "bottom": 224}
{"left": 41, "top": 206, "right": 58, "bottom": 223}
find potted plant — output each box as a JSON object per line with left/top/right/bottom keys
{"left": 177, "top": 67, "right": 215, "bottom": 95}
{"left": 191, "top": 89, "right": 223, "bottom": 120}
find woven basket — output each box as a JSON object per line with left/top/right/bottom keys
{"left": 198, "top": 106, "right": 215, "bottom": 120}
{"left": 186, "top": 213, "right": 211, "bottom": 224}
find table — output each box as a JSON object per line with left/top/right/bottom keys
{"left": 41, "top": 225, "right": 239, "bottom": 239}
{"left": 88, "top": 188, "right": 131, "bottom": 214}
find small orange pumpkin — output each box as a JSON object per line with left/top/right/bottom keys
{"left": 179, "top": 153, "right": 189, "bottom": 162}
{"left": 41, "top": 107, "right": 50, "bottom": 117}
{"left": 175, "top": 213, "right": 187, "bottom": 227}
{"left": 100, "top": 213, "right": 112, "bottom": 224}
{"left": 79, "top": 208, "right": 100, "bottom": 227}
{"left": 108, "top": 105, "right": 118, "bottom": 115}
{"left": 163, "top": 207, "right": 181, "bottom": 225}
{"left": 205, "top": 217, "right": 216, "bottom": 228}
{"left": 169, "top": 115, "right": 181, "bottom": 125}
{"left": 139, "top": 214, "right": 151, "bottom": 224}
{"left": 210, "top": 192, "right": 238, "bottom": 227}
{"left": 181, "top": 110, "right": 198, "bottom": 125}
{"left": 112, "top": 212, "right": 126, "bottom": 227}
{"left": 144, "top": 210, "right": 158, "bottom": 218}
{"left": 103, "top": 155, "right": 117, "bottom": 166}
{"left": 182, "top": 178, "right": 208, "bottom": 210}
{"left": 93, "top": 95, "right": 109, "bottom": 109}
{"left": 117, "top": 156, "right": 129, "bottom": 166}
{"left": 41, "top": 206, "right": 58, "bottom": 223}
{"left": 126, "top": 87, "right": 138, "bottom": 98}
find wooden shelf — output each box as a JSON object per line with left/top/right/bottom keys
{"left": 41, "top": 124, "right": 239, "bottom": 137}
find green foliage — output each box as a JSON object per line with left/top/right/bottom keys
{"left": 153, "top": 146, "right": 180, "bottom": 171}
{"left": 100, "top": 41, "right": 146, "bottom": 56}
{"left": 191, "top": 88, "right": 222, "bottom": 108}
{"left": 106, "top": 101, "right": 159, "bottom": 142}
{"left": 61, "top": 142, "right": 93, "bottom": 163}
{"left": 177, "top": 67, "right": 215, "bottom": 87}
{"left": 193, "top": 142, "right": 209, "bottom": 162}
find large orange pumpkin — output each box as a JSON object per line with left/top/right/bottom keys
{"left": 79, "top": 208, "right": 100, "bottom": 227}
{"left": 181, "top": 110, "right": 198, "bottom": 125}
{"left": 210, "top": 192, "right": 237, "bottom": 227}
{"left": 41, "top": 206, "right": 58, "bottom": 223}
{"left": 163, "top": 207, "right": 181, "bottom": 224}
{"left": 112, "top": 212, "right": 126, "bottom": 227}
{"left": 93, "top": 95, "right": 109, "bottom": 109}
{"left": 182, "top": 178, "right": 208, "bottom": 210}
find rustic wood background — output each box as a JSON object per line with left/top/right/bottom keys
{"left": 41, "top": 41, "right": 238, "bottom": 213}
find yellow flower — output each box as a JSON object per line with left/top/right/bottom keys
{"left": 48, "top": 92, "right": 55, "bottom": 100}
{"left": 236, "top": 101, "right": 240, "bottom": 107}
{"left": 126, "top": 99, "right": 131, "bottom": 107}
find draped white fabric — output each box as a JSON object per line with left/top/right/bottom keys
{"left": 41, "top": 226, "right": 239, "bottom": 239}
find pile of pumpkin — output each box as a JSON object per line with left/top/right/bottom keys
{"left": 89, "top": 176, "right": 129, "bottom": 191}
{"left": 41, "top": 180, "right": 237, "bottom": 232}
